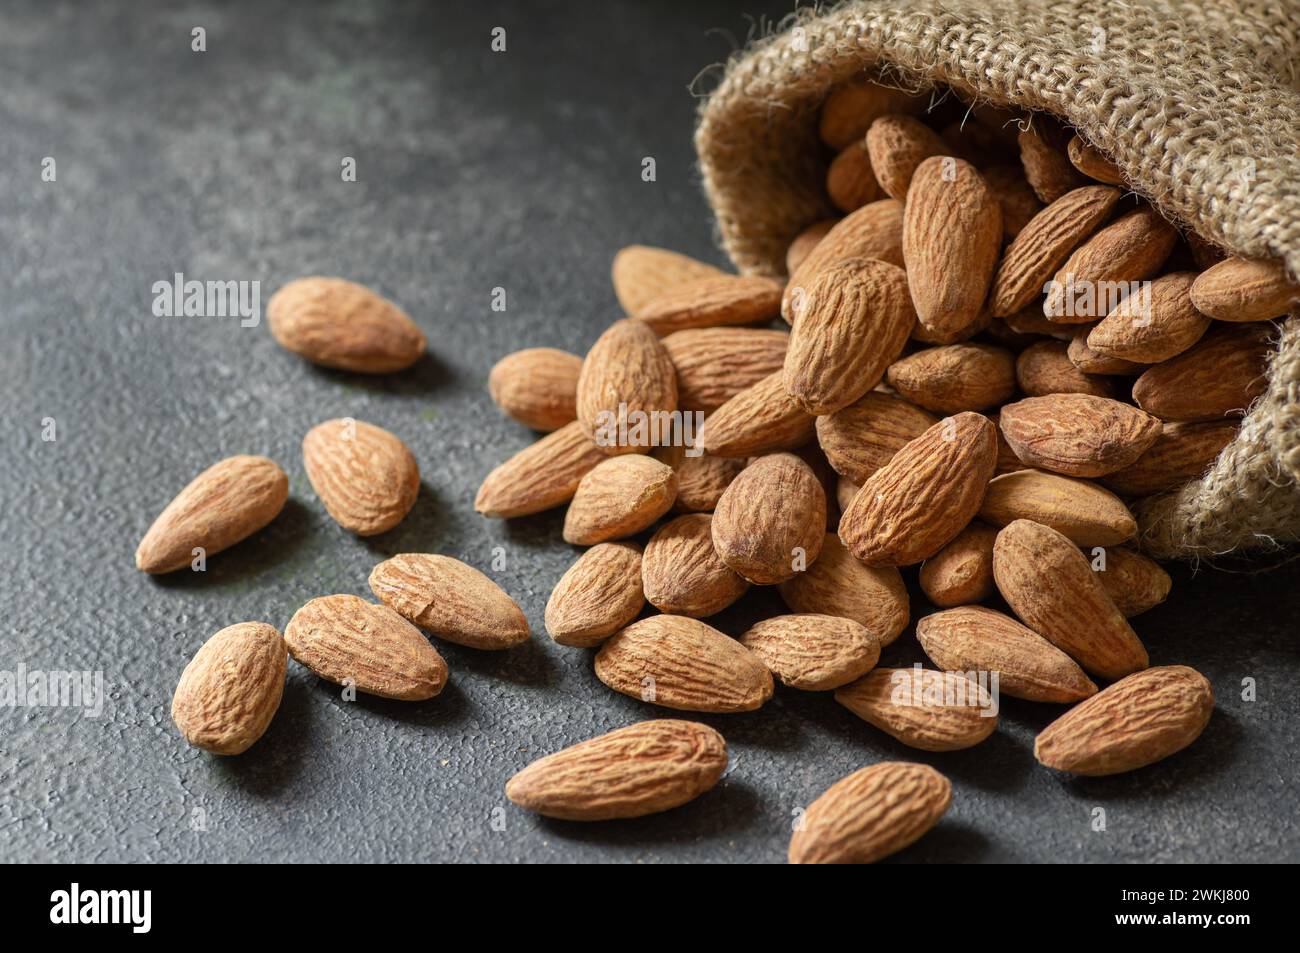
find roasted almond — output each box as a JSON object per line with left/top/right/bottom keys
{"left": 475, "top": 420, "right": 607, "bottom": 518}
{"left": 783, "top": 199, "right": 905, "bottom": 321}
{"left": 635, "top": 274, "right": 784, "bottom": 335}
{"left": 998, "top": 394, "right": 1161, "bottom": 477}
{"left": 662, "top": 326, "right": 789, "bottom": 413}
{"left": 594, "top": 615, "right": 773, "bottom": 713}
{"left": 835, "top": 667, "right": 997, "bottom": 751}
{"left": 1131, "top": 323, "right": 1271, "bottom": 422}
{"left": 488, "top": 347, "right": 582, "bottom": 431}
{"left": 611, "top": 245, "right": 724, "bottom": 314}
{"left": 979, "top": 469, "right": 1137, "bottom": 546}
{"left": 544, "top": 542, "right": 646, "bottom": 648}
{"left": 1101, "top": 421, "right": 1237, "bottom": 497}
{"left": 826, "top": 139, "right": 882, "bottom": 212}
{"left": 918, "top": 522, "right": 999, "bottom": 608}
{"left": 818, "top": 79, "right": 929, "bottom": 150}
{"left": 136, "top": 454, "right": 289, "bottom": 574}
{"left": 1066, "top": 134, "right": 1124, "bottom": 185}
{"left": 1087, "top": 272, "right": 1210, "bottom": 363}
{"left": 1018, "top": 123, "right": 1088, "bottom": 203}
{"left": 672, "top": 453, "right": 745, "bottom": 512}
{"left": 505, "top": 720, "right": 727, "bottom": 820}
{"left": 815, "top": 391, "right": 939, "bottom": 483}
{"left": 563, "top": 455, "right": 678, "bottom": 545}
{"left": 865, "top": 114, "right": 948, "bottom": 200}
{"left": 712, "top": 452, "right": 826, "bottom": 584}
{"left": 1067, "top": 329, "right": 1146, "bottom": 375}
{"left": 1015, "top": 339, "right": 1115, "bottom": 397}
{"left": 886, "top": 343, "right": 1016, "bottom": 413}
{"left": 171, "top": 621, "right": 287, "bottom": 755}
{"left": 576, "top": 319, "right": 677, "bottom": 453}
{"left": 699, "top": 370, "right": 816, "bottom": 458}
{"left": 786, "top": 219, "right": 837, "bottom": 274}
{"left": 1189, "top": 256, "right": 1299, "bottom": 322}
{"left": 778, "top": 533, "right": 908, "bottom": 645}
{"left": 642, "top": 513, "right": 749, "bottom": 617}
{"left": 303, "top": 418, "right": 419, "bottom": 535}
{"left": 740, "top": 614, "right": 879, "bottom": 691}
{"left": 981, "top": 164, "right": 1043, "bottom": 240}
{"left": 267, "top": 276, "right": 426, "bottom": 373}
{"left": 1094, "top": 546, "right": 1172, "bottom": 617}
{"left": 369, "top": 553, "right": 530, "bottom": 650}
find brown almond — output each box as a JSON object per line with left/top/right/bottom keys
{"left": 815, "top": 391, "right": 940, "bottom": 483}
{"left": 819, "top": 79, "right": 929, "bottom": 150}
{"left": 979, "top": 469, "right": 1136, "bottom": 546}
{"left": 1189, "top": 256, "right": 1300, "bottom": 322}
{"left": 171, "top": 622, "right": 287, "bottom": 755}
{"left": 1066, "top": 134, "right": 1124, "bottom": 185}
{"left": 1131, "top": 323, "right": 1271, "bottom": 421}
{"left": 475, "top": 420, "right": 607, "bottom": 518}
{"left": 635, "top": 274, "right": 784, "bottom": 336}
{"left": 989, "top": 409, "right": 1028, "bottom": 475}
{"left": 1087, "top": 272, "right": 1210, "bottom": 363}
{"left": 267, "top": 276, "right": 426, "bottom": 373}
{"left": 611, "top": 245, "right": 724, "bottom": 314}
{"left": 506, "top": 720, "right": 727, "bottom": 820}
{"left": 594, "top": 615, "right": 773, "bottom": 713}
{"left": 998, "top": 394, "right": 1161, "bottom": 477}
{"left": 786, "top": 219, "right": 837, "bottom": 275}
{"left": 739, "top": 614, "right": 879, "bottom": 691}
{"left": 1001, "top": 303, "right": 1076, "bottom": 340}
{"left": 981, "top": 164, "right": 1043, "bottom": 240}
{"left": 839, "top": 412, "right": 998, "bottom": 566}
{"left": 788, "top": 762, "right": 951, "bottom": 864}
{"left": 917, "top": 606, "right": 1098, "bottom": 703}
{"left": 1035, "top": 665, "right": 1214, "bottom": 775}
{"left": 662, "top": 327, "right": 789, "bottom": 413}
{"left": 563, "top": 455, "right": 677, "bottom": 545}
{"left": 865, "top": 114, "right": 949, "bottom": 200}
{"left": 835, "top": 667, "right": 998, "bottom": 751}
{"left": 778, "top": 533, "right": 909, "bottom": 645}
{"left": 303, "top": 418, "right": 419, "bottom": 536}
{"left": 544, "top": 542, "right": 645, "bottom": 648}
{"left": 1101, "top": 421, "right": 1237, "bottom": 497}
{"left": 576, "top": 319, "right": 677, "bottom": 453}
{"left": 783, "top": 199, "right": 905, "bottom": 322}
{"left": 642, "top": 514, "right": 749, "bottom": 617}
{"left": 369, "top": 553, "right": 530, "bottom": 650}
{"left": 1044, "top": 207, "right": 1178, "bottom": 323}
{"left": 826, "top": 139, "right": 882, "bottom": 212}
{"left": 698, "top": 371, "right": 816, "bottom": 458}
{"left": 488, "top": 347, "right": 582, "bottom": 431}
{"left": 918, "top": 522, "right": 999, "bottom": 608}
{"left": 1018, "top": 123, "right": 1088, "bottom": 203}
{"left": 284, "top": 595, "right": 448, "bottom": 700}
{"left": 886, "top": 343, "right": 1015, "bottom": 413}
{"left": 835, "top": 474, "right": 861, "bottom": 513}
{"left": 1015, "top": 339, "right": 1115, "bottom": 397}
{"left": 1067, "top": 330, "right": 1146, "bottom": 375}
{"left": 136, "top": 455, "right": 289, "bottom": 574}
{"left": 992, "top": 519, "right": 1148, "bottom": 679}
{"left": 712, "top": 452, "right": 826, "bottom": 584}
{"left": 672, "top": 453, "right": 745, "bottom": 512}
{"left": 1094, "top": 546, "right": 1172, "bottom": 617}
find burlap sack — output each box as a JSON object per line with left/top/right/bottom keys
{"left": 694, "top": 0, "right": 1300, "bottom": 561}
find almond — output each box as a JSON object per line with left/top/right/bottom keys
{"left": 505, "top": 720, "right": 727, "bottom": 820}
{"left": 267, "top": 276, "right": 426, "bottom": 373}
{"left": 786, "top": 219, "right": 837, "bottom": 274}
{"left": 981, "top": 164, "right": 1043, "bottom": 240}
{"left": 1067, "top": 330, "right": 1146, "bottom": 375}
{"left": 302, "top": 418, "right": 419, "bottom": 535}
{"left": 611, "top": 246, "right": 724, "bottom": 314}
{"left": 699, "top": 371, "right": 816, "bottom": 458}
{"left": 369, "top": 553, "right": 530, "bottom": 650}
{"left": 1101, "top": 420, "right": 1237, "bottom": 497}
{"left": 544, "top": 542, "right": 645, "bottom": 647}
{"left": 916, "top": 606, "right": 1098, "bottom": 703}
{"left": 136, "top": 455, "right": 289, "bottom": 574}
{"left": 886, "top": 343, "right": 1015, "bottom": 413}
{"left": 1094, "top": 546, "right": 1172, "bottom": 617}
{"left": 642, "top": 513, "right": 749, "bottom": 617}
{"left": 989, "top": 409, "right": 1028, "bottom": 475}
{"left": 1087, "top": 272, "right": 1210, "bottom": 363}
{"left": 576, "top": 319, "right": 677, "bottom": 453}
{"left": 488, "top": 347, "right": 582, "bottom": 431}
{"left": 815, "top": 391, "right": 940, "bottom": 482}
{"left": 1066, "top": 135, "right": 1124, "bottom": 185}
{"left": 818, "top": 79, "right": 929, "bottom": 150}
{"left": 918, "top": 522, "right": 998, "bottom": 608}
{"left": 865, "top": 114, "right": 948, "bottom": 199}
{"left": 1001, "top": 303, "right": 1076, "bottom": 340}
{"left": 1189, "top": 256, "right": 1300, "bottom": 322}
{"left": 784, "top": 258, "right": 916, "bottom": 413}
{"left": 171, "top": 621, "right": 287, "bottom": 755}
{"left": 826, "top": 139, "right": 881, "bottom": 212}
{"left": 563, "top": 455, "right": 678, "bottom": 545}
{"left": 979, "top": 469, "right": 1136, "bottom": 546}
{"left": 475, "top": 420, "right": 606, "bottom": 518}
{"left": 672, "top": 453, "right": 745, "bottom": 512}
{"left": 635, "top": 274, "right": 784, "bottom": 336}
{"left": 1035, "top": 665, "right": 1214, "bottom": 775}
{"left": 712, "top": 453, "right": 826, "bottom": 584}
{"left": 778, "top": 533, "right": 909, "bottom": 645}
{"left": 1015, "top": 339, "right": 1115, "bottom": 398}
{"left": 661, "top": 327, "right": 789, "bottom": 413}
{"left": 1018, "top": 123, "right": 1088, "bottom": 203}
{"left": 1131, "top": 323, "right": 1271, "bottom": 421}
{"left": 839, "top": 412, "right": 997, "bottom": 566}
{"left": 902, "top": 156, "right": 1002, "bottom": 343}
{"left": 284, "top": 595, "right": 448, "bottom": 700}
{"left": 739, "top": 614, "right": 879, "bottom": 691}
{"left": 835, "top": 667, "right": 998, "bottom": 751}
{"left": 594, "top": 615, "right": 773, "bottom": 713}
{"left": 998, "top": 394, "right": 1161, "bottom": 477}
{"left": 782, "top": 199, "right": 905, "bottom": 321}
{"left": 788, "top": 762, "right": 951, "bottom": 864}
{"left": 992, "top": 519, "right": 1148, "bottom": 679}
{"left": 1044, "top": 207, "right": 1178, "bottom": 322}
{"left": 835, "top": 474, "right": 861, "bottom": 513}
{"left": 989, "top": 185, "right": 1121, "bottom": 317}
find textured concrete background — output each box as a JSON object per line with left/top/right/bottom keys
{"left": 1, "top": 0, "right": 1297, "bottom": 863}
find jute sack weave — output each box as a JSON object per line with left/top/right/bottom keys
{"left": 694, "top": 0, "right": 1300, "bottom": 561}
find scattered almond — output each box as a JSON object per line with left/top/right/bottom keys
{"left": 1189, "top": 256, "right": 1299, "bottom": 322}
{"left": 576, "top": 319, "right": 677, "bottom": 453}
{"left": 1094, "top": 546, "right": 1172, "bottom": 617}
{"left": 886, "top": 343, "right": 1015, "bottom": 413}
{"left": 1044, "top": 207, "right": 1179, "bottom": 322}
{"left": 1131, "top": 323, "right": 1271, "bottom": 421}
{"left": 740, "top": 614, "right": 878, "bottom": 691}
{"left": 979, "top": 469, "right": 1137, "bottom": 546}
{"left": 918, "top": 522, "right": 998, "bottom": 608}
{"left": 783, "top": 199, "right": 905, "bottom": 321}
{"left": 712, "top": 453, "right": 826, "bottom": 584}
{"left": 1102, "top": 420, "right": 1237, "bottom": 497}
{"left": 672, "top": 453, "right": 745, "bottom": 511}
{"left": 1015, "top": 339, "right": 1115, "bottom": 397}
{"left": 698, "top": 370, "right": 816, "bottom": 458}
{"left": 475, "top": 420, "right": 607, "bottom": 518}
{"left": 635, "top": 274, "right": 784, "bottom": 335}
{"left": 171, "top": 621, "right": 287, "bottom": 755}
{"left": 826, "top": 139, "right": 881, "bottom": 212}
{"left": 303, "top": 418, "right": 419, "bottom": 535}
{"left": 785, "top": 219, "right": 837, "bottom": 274}
{"left": 642, "top": 513, "right": 749, "bottom": 617}
{"left": 563, "top": 455, "right": 677, "bottom": 545}
{"left": 611, "top": 245, "right": 724, "bottom": 314}
{"left": 998, "top": 394, "right": 1162, "bottom": 477}
{"left": 1087, "top": 272, "right": 1210, "bottom": 363}
{"left": 488, "top": 347, "right": 582, "bottom": 431}
{"left": 1018, "top": 123, "right": 1088, "bottom": 203}
{"left": 267, "top": 276, "right": 426, "bottom": 373}
{"left": 544, "top": 542, "right": 646, "bottom": 648}
{"left": 865, "top": 114, "right": 948, "bottom": 199}
{"left": 815, "top": 391, "right": 939, "bottom": 483}
{"left": 835, "top": 667, "right": 997, "bottom": 751}
{"left": 662, "top": 326, "right": 789, "bottom": 412}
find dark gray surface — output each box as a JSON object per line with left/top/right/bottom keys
{"left": 1, "top": 0, "right": 1297, "bottom": 864}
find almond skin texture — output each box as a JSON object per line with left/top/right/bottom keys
{"left": 918, "top": 522, "right": 999, "bottom": 608}
{"left": 595, "top": 615, "right": 774, "bottom": 713}
{"left": 576, "top": 319, "right": 677, "bottom": 454}
{"left": 712, "top": 453, "right": 826, "bottom": 584}
{"left": 979, "top": 469, "right": 1137, "bottom": 546}
{"left": 475, "top": 420, "right": 607, "bottom": 518}
{"left": 611, "top": 245, "right": 724, "bottom": 314}
{"left": 1189, "top": 256, "right": 1300, "bottom": 322}
{"left": 662, "top": 327, "right": 789, "bottom": 413}
{"left": 672, "top": 453, "right": 744, "bottom": 512}
{"left": 886, "top": 343, "right": 1016, "bottom": 414}
{"left": 1068, "top": 330, "right": 1146, "bottom": 375}
{"left": 642, "top": 514, "right": 749, "bottom": 617}
{"left": 171, "top": 622, "right": 287, "bottom": 755}
{"left": 1044, "top": 207, "right": 1178, "bottom": 322}
{"left": 1066, "top": 135, "right": 1124, "bottom": 185}
{"left": 505, "top": 720, "right": 727, "bottom": 821}
{"left": 786, "top": 219, "right": 837, "bottom": 274}
{"left": 267, "top": 276, "right": 426, "bottom": 373}
{"left": 488, "top": 347, "right": 582, "bottom": 431}
{"left": 739, "top": 614, "right": 879, "bottom": 691}
{"left": 902, "top": 156, "right": 1002, "bottom": 343}
{"left": 826, "top": 139, "right": 882, "bottom": 212}
{"left": 998, "top": 394, "right": 1162, "bottom": 477}
{"left": 835, "top": 667, "right": 997, "bottom": 751}
{"left": 302, "top": 419, "right": 419, "bottom": 536}
{"left": 563, "top": 455, "right": 678, "bottom": 545}
{"left": 819, "top": 79, "right": 929, "bottom": 149}
{"left": 1131, "top": 323, "right": 1271, "bottom": 422}
{"left": 784, "top": 257, "right": 917, "bottom": 414}
{"left": 1035, "top": 665, "right": 1214, "bottom": 775}
{"left": 1018, "top": 124, "right": 1088, "bottom": 203}
{"left": 788, "top": 762, "right": 951, "bottom": 864}
{"left": 778, "top": 533, "right": 909, "bottom": 645}
{"left": 865, "top": 114, "right": 948, "bottom": 200}
{"left": 840, "top": 412, "right": 998, "bottom": 567}
{"left": 783, "top": 199, "right": 905, "bottom": 321}
{"left": 1101, "top": 421, "right": 1237, "bottom": 497}
{"left": 982, "top": 164, "right": 1043, "bottom": 240}
{"left": 917, "top": 606, "right": 1098, "bottom": 703}
{"left": 815, "top": 391, "right": 939, "bottom": 482}
{"left": 369, "top": 554, "right": 530, "bottom": 650}
{"left": 1095, "top": 546, "right": 1172, "bottom": 617}
{"left": 544, "top": 542, "right": 645, "bottom": 648}
{"left": 698, "top": 370, "right": 817, "bottom": 458}
{"left": 136, "top": 455, "right": 289, "bottom": 574}
{"left": 635, "top": 274, "right": 784, "bottom": 335}
{"left": 284, "top": 595, "right": 448, "bottom": 700}
{"left": 993, "top": 520, "right": 1148, "bottom": 679}
{"left": 1016, "top": 339, "right": 1115, "bottom": 398}
{"left": 1086, "top": 272, "right": 1209, "bottom": 363}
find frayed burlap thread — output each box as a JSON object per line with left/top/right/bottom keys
{"left": 694, "top": 0, "right": 1300, "bottom": 560}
